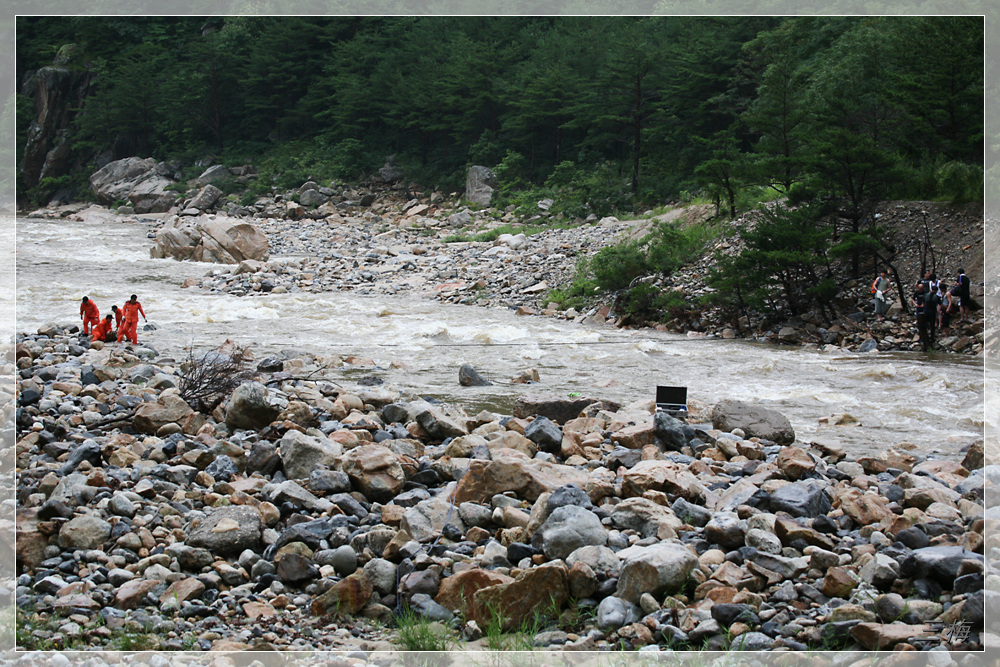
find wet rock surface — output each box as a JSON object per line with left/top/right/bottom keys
{"left": 11, "top": 326, "right": 989, "bottom": 652}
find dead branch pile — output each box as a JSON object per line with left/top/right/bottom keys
{"left": 178, "top": 343, "right": 257, "bottom": 413}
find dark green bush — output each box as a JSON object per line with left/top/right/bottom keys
{"left": 619, "top": 282, "right": 690, "bottom": 323}
{"left": 591, "top": 242, "right": 649, "bottom": 291}
{"left": 935, "top": 161, "right": 983, "bottom": 204}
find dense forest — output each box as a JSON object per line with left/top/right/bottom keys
{"left": 17, "top": 15, "right": 984, "bottom": 214}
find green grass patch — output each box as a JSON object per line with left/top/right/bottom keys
{"left": 393, "top": 606, "right": 459, "bottom": 652}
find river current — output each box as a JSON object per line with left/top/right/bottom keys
{"left": 13, "top": 213, "right": 986, "bottom": 460}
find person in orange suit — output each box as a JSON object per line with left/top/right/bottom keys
{"left": 91, "top": 314, "right": 114, "bottom": 343}
{"left": 116, "top": 294, "right": 147, "bottom": 344}
{"left": 111, "top": 304, "right": 123, "bottom": 329}
{"left": 79, "top": 296, "right": 100, "bottom": 334}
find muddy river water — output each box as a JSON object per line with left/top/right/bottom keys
{"left": 13, "top": 214, "right": 986, "bottom": 460}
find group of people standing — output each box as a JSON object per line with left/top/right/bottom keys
{"left": 870, "top": 267, "right": 975, "bottom": 351}
{"left": 79, "top": 294, "right": 147, "bottom": 344}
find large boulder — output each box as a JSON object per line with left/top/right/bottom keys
{"left": 58, "top": 515, "right": 111, "bottom": 551}
{"left": 279, "top": 430, "right": 343, "bottom": 481}
{"left": 185, "top": 506, "right": 262, "bottom": 557}
{"left": 379, "top": 156, "right": 404, "bottom": 184}
{"left": 192, "top": 165, "right": 231, "bottom": 186}
{"left": 150, "top": 214, "right": 269, "bottom": 264}
{"left": 408, "top": 400, "right": 468, "bottom": 440}
{"left": 465, "top": 165, "right": 498, "bottom": 206}
{"left": 711, "top": 399, "right": 795, "bottom": 444}
{"left": 187, "top": 184, "right": 224, "bottom": 211}
{"left": 610, "top": 497, "right": 683, "bottom": 539}
{"left": 224, "top": 382, "right": 283, "bottom": 430}
{"left": 620, "top": 460, "right": 710, "bottom": 503}
{"left": 615, "top": 542, "right": 698, "bottom": 604}
{"left": 90, "top": 157, "right": 179, "bottom": 213}
{"left": 471, "top": 561, "right": 569, "bottom": 630}
{"left": 769, "top": 480, "right": 832, "bottom": 517}
{"left": 340, "top": 445, "right": 406, "bottom": 503}
{"left": 513, "top": 394, "right": 617, "bottom": 424}
{"left": 132, "top": 393, "right": 195, "bottom": 434}
{"left": 401, "top": 488, "right": 466, "bottom": 543}
{"left": 453, "top": 453, "right": 597, "bottom": 505}
{"left": 535, "top": 505, "right": 607, "bottom": 561}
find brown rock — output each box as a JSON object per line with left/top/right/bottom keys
{"left": 776, "top": 447, "right": 816, "bottom": 480}
{"left": 703, "top": 585, "right": 738, "bottom": 604}
{"left": 774, "top": 515, "right": 836, "bottom": 550}
{"left": 15, "top": 510, "right": 47, "bottom": 574}
{"left": 821, "top": 567, "right": 859, "bottom": 598}
{"left": 311, "top": 572, "right": 373, "bottom": 616}
{"left": 115, "top": 579, "right": 161, "bottom": 609}
{"left": 453, "top": 454, "right": 596, "bottom": 505}
{"left": 471, "top": 561, "right": 569, "bottom": 631}
{"left": 242, "top": 601, "right": 276, "bottom": 620}
{"left": 850, "top": 623, "right": 931, "bottom": 650}
{"left": 836, "top": 488, "right": 894, "bottom": 526}
{"left": 858, "top": 457, "right": 888, "bottom": 475}
{"left": 159, "top": 577, "right": 206, "bottom": 606}
{"left": 620, "top": 460, "right": 709, "bottom": 503}
{"left": 961, "top": 441, "right": 984, "bottom": 471}
{"left": 709, "top": 560, "right": 745, "bottom": 586}
{"left": 133, "top": 394, "right": 195, "bottom": 434}
{"left": 340, "top": 445, "right": 405, "bottom": 503}
{"left": 567, "top": 560, "right": 598, "bottom": 600}
{"left": 434, "top": 568, "right": 513, "bottom": 619}
{"left": 512, "top": 394, "right": 620, "bottom": 424}
{"left": 53, "top": 594, "right": 100, "bottom": 613}
{"left": 610, "top": 422, "right": 656, "bottom": 450}
{"left": 903, "top": 487, "right": 960, "bottom": 510}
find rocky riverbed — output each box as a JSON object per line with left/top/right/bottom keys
{"left": 12, "top": 328, "right": 992, "bottom": 653}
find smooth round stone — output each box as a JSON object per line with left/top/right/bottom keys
{"left": 330, "top": 545, "right": 357, "bottom": 577}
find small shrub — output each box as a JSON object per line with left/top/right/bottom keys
{"left": 591, "top": 242, "right": 650, "bottom": 291}
{"left": 178, "top": 343, "right": 257, "bottom": 413}
{"left": 618, "top": 283, "right": 689, "bottom": 323}
{"left": 394, "top": 607, "right": 458, "bottom": 652}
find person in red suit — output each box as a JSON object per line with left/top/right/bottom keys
{"left": 79, "top": 296, "right": 99, "bottom": 334}
{"left": 91, "top": 314, "right": 115, "bottom": 343}
{"left": 116, "top": 294, "right": 147, "bottom": 344}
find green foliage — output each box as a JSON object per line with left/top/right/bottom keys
{"left": 322, "top": 136, "right": 376, "bottom": 181}
{"left": 493, "top": 149, "right": 530, "bottom": 194}
{"left": 16, "top": 16, "right": 982, "bottom": 214}
{"left": 707, "top": 203, "right": 836, "bottom": 319}
{"left": 547, "top": 266, "right": 599, "bottom": 312}
{"left": 482, "top": 598, "right": 549, "bottom": 652}
{"left": 591, "top": 242, "right": 649, "bottom": 292}
{"left": 934, "top": 161, "right": 983, "bottom": 204}
{"left": 619, "top": 283, "right": 690, "bottom": 323}
{"left": 393, "top": 607, "right": 459, "bottom": 652}
{"left": 590, "top": 218, "right": 718, "bottom": 294}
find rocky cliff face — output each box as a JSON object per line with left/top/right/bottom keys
{"left": 19, "top": 54, "right": 94, "bottom": 204}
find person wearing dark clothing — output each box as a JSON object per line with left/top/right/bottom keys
{"left": 922, "top": 277, "right": 938, "bottom": 345}
{"left": 938, "top": 282, "right": 952, "bottom": 333}
{"left": 956, "top": 269, "right": 971, "bottom": 322}
{"left": 912, "top": 283, "right": 930, "bottom": 351}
